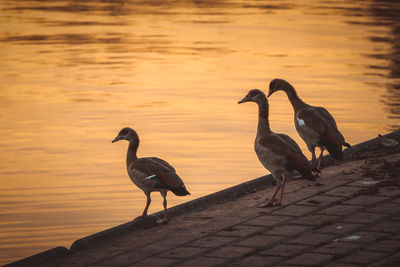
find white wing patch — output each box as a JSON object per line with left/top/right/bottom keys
{"left": 145, "top": 174, "right": 156, "bottom": 180}
{"left": 296, "top": 117, "right": 306, "bottom": 126}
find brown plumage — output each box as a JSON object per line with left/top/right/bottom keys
{"left": 112, "top": 127, "right": 190, "bottom": 224}
{"left": 268, "top": 79, "right": 351, "bottom": 170}
{"left": 239, "top": 89, "right": 315, "bottom": 207}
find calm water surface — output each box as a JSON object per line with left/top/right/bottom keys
{"left": 1, "top": 0, "right": 399, "bottom": 264}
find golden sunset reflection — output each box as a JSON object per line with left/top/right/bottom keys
{"left": 0, "top": 0, "right": 399, "bottom": 264}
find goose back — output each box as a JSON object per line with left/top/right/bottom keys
{"left": 128, "top": 157, "right": 189, "bottom": 196}
{"left": 255, "top": 133, "right": 314, "bottom": 180}
{"left": 295, "top": 106, "right": 348, "bottom": 156}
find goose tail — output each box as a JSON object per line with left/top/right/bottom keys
{"left": 171, "top": 184, "right": 191, "bottom": 196}
{"left": 325, "top": 143, "right": 344, "bottom": 160}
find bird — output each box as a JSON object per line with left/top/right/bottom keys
{"left": 239, "top": 89, "right": 315, "bottom": 207}
{"left": 267, "top": 79, "right": 351, "bottom": 171}
{"left": 112, "top": 127, "right": 190, "bottom": 224}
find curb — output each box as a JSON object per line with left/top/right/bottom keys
{"left": 4, "top": 247, "right": 69, "bottom": 267}
{"left": 6, "top": 130, "right": 400, "bottom": 266}
{"left": 69, "top": 173, "right": 275, "bottom": 253}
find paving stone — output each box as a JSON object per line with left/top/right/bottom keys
{"left": 197, "top": 212, "right": 257, "bottom": 234}
{"left": 316, "top": 222, "right": 363, "bottom": 235}
{"left": 392, "top": 196, "right": 400, "bottom": 203}
{"left": 285, "top": 252, "right": 334, "bottom": 265}
{"left": 325, "top": 263, "right": 361, "bottom": 267}
{"left": 298, "top": 195, "right": 345, "bottom": 207}
{"left": 244, "top": 215, "right": 291, "bottom": 227}
{"left": 207, "top": 246, "right": 254, "bottom": 258}
{"left": 365, "top": 240, "right": 400, "bottom": 253}
{"left": 189, "top": 236, "right": 236, "bottom": 248}
{"left": 313, "top": 241, "right": 361, "bottom": 255}
{"left": 334, "top": 231, "right": 388, "bottom": 243}
{"left": 316, "top": 174, "right": 357, "bottom": 186}
{"left": 260, "top": 244, "right": 310, "bottom": 258}
{"left": 317, "top": 204, "right": 362, "bottom": 216}
{"left": 377, "top": 187, "right": 400, "bottom": 197}
{"left": 233, "top": 255, "right": 283, "bottom": 266}
{"left": 90, "top": 249, "right": 153, "bottom": 267}
{"left": 347, "top": 178, "right": 381, "bottom": 187}
{"left": 151, "top": 232, "right": 203, "bottom": 247}
{"left": 216, "top": 225, "right": 264, "bottom": 237}
{"left": 342, "top": 195, "right": 388, "bottom": 206}
{"left": 338, "top": 251, "right": 387, "bottom": 264}
{"left": 368, "top": 251, "right": 400, "bottom": 267}
{"left": 292, "top": 214, "right": 340, "bottom": 226}
{"left": 367, "top": 220, "right": 400, "bottom": 233}
{"left": 128, "top": 257, "right": 177, "bottom": 267}
{"left": 266, "top": 224, "right": 311, "bottom": 236}
{"left": 286, "top": 233, "right": 335, "bottom": 246}
{"left": 342, "top": 212, "right": 387, "bottom": 224}
{"left": 391, "top": 214, "right": 400, "bottom": 221}
{"left": 138, "top": 241, "right": 191, "bottom": 259}
{"left": 236, "top": 235, "right": 283, "bottom": 247}
{"left": 272, "top": 205, "right": 319, "bottom": 216}
{"left": 175, "top": 256, "right": 227, "bottom": 267}
{"left": 284, "top": 186, "right": 325, "bottom": 202}
{"left": 159, "top": 246, "right": 208, "bottom": 259}
{"left": 391, "top": 233, "right": 400, "bottom": 240}
{"left": 369, "top": 202, "right": 400, "bottom": 214}
{"left": 324, "top": 186, "right": 364, "bottom": 198}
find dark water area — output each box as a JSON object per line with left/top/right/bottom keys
{"left": 1, "top": 0, "right": 400, "bottom": 264}
{"left": 366, "top": 0, "right": 400, "bottom": 128}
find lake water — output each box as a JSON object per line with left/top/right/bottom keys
{"left": 0, "top": 0, "right": 399, "bottom": 264}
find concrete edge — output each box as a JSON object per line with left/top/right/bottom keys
{"left": 68, "top": 173, "right": 276, "bottom": 253}
{"left": 7, "top": 129, "right": 400, "bottom": 266}
{"left": 4, "top": 247, "right": 69, "bottom": 267}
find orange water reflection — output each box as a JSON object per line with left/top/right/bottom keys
{"left": 0, "top": 0, "right": 399, "bottom": 264}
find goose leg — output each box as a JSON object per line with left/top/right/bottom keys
{"left": 316, "top": 147, "right": 324, "bottom": 170}
{"left": 136, "top": 192, "right": 151, "bottom": 220}
{"left": 258, "top": 180, "right": 282, "bottom": 208}
{"left": 156, "top": 191, "right": 168, "bottom": 224}
{"left": 277, "top": 174, "right": 286, "bottom": 206}
{"left": 310, "top": 146, "right": 317, "bottom": 170}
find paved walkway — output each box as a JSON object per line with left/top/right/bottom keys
{"left": 8, "top": 131, "right": 400, "bottom": 267}
{"left": 51, "top": 138, "right": 400, "bottom": 266}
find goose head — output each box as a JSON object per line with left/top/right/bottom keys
{"left": 238, "top": 89, "right": 267, "bottom": 105}
{"left": 267, "top": 78, "right": 292, "bottom": 97}
{"left": 112, "top": 127, "right": 139, "bottom": 143}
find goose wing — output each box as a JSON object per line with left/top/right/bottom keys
{"left": 130, "top": 157, "right": 183, "bottom": 188}
{"left": 258, "top": 134, "right": 312, "bottom": 175}
{"left": 315, "top": 106, "right": 338, "bottom": 129}
{"left": 277, "top": 133, "right": 304, "bottom": 156}
{"left": 297, "top": 107, "right": 344, "bottom": 147}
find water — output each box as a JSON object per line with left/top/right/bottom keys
{"left": 0, "top": 0, "right": 399, "bottom": 264}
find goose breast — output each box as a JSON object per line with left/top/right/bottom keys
{"left": 254, "top": 141, "right": 287, "bottom": 176}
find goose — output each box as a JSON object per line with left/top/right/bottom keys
{"left": 268, "top": 79, "right": 351, "bottom": 170}
{"left": 112, "top": 127, "right": 190, "bottom": 224}
{"left": 239, "top": 89, "right": 315, "bottom": 207}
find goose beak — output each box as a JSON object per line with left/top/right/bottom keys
{"left": 112, "top": 136, "right": 121, "bottom": 143}
{"left": 238, "top": 96, "right": 249, "bottom": 104}
{"left": 267, "top": 90, "right": 273, "bottom": 98}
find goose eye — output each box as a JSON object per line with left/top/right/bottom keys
{"left": 120, "top": 130, "right": 128, "bottom": 135}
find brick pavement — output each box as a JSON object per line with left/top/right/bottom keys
{"left": 8, "top": 131, "right": 400, "bottom": 267}
{"left": 48, "top": 148, "right": 400, "bottom": 267}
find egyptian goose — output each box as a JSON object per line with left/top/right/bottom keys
{"left": 268, "top": 79, "right": 351, "bottom": 170}
{"left": 112, "top": 127, "right": 190, "bottom": 224}
{"left": 239, "top": 89, "right": 315, "bottom": 207}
